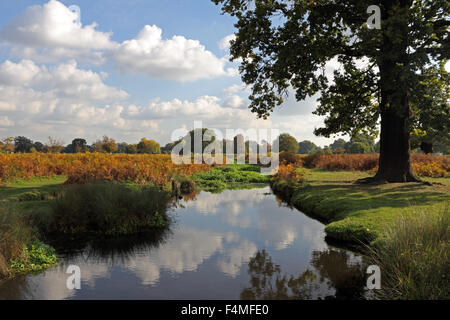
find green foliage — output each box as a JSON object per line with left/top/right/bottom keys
{"left": 10, "top": 241, "right": 58, "bottom": 276}
{"left": 212, "top": 0, "right": 448, "bottom": 133}
{"left": 348, "top": 142, "right": 370, "bottom": 154}
{"left": 14, "top": 136, "right": 34, "bottom": 153}
{"left": 192, "top": 164, "right": 269, "bottom": 192}
{"left": 65, "top": 138, "right": 88, "bottom": 153}
{"left": 277, "top": 133, "right": 299, "bottom": 153}
{"left": 36, "top": 182, "right": 171, "bottom": 235}
{"left": 410, "top": 63, "right": 450, "bottom": 153}
{"left": 330, "top": 138, "right": 348, "bottom": 152}
{"left": 137, "top": 138, "right": 161, "bottom": 154}
{"left": 298, "top": 140, "right": 318, "bottom": 154}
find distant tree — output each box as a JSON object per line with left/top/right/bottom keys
{"left": 1, "top": 137, "right": 15, "bottom": 153}
{"left": 330, "top": 139, "right": 348, "bottom": 152}
{"left": 298, "top": 140, "right": 318, "bottom": 154}
{"left": 323, "top": 146, "right": 333, "bottom": 155}
{"left": 93, "top": 136, "right": 118, "bottom": 154}
{"left": 161, "top": 140, "right": 181, "bottom": 154}
{"left": 33, "top": 142, "right": 45, "bottom": 152}
{"left": 46, "top": 137, "right": 65, "bottom": 153}
{"left": 348, "top": 142, "right": 370, "bottom": 154}
{"left": 125, "top": 144, "right": 138, "bottom": 154}
{"left": 14, "top": 136, "right": 34, "bottom": 153}
{"left": 117, "top": 142, "right": 128, "bottom": 154}
{"left": 374, "top": 141, "right": 380, "bottom": 153}
{"left": 313, "top": 147, "right": 324, "bottom": 155}
{"left": 349, "top": 133, "right": 376, "bottom": 153}
{"left": 137, "top": 138, "right": 161, "bottom": 154}
{"left": 72, "top": 138, "right": 88, "bottom": 153}
{"left": 277, "top": 133, "right": 299, "bottom": 153}
{"left": 410, "top": 63, "right": 449, "bottom": 155}
{"left": 65, "top": 138, "right": 88, "bottom": 153}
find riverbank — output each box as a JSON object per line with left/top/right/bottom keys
{"left": 0, "top": 177, "right": 173, "bottom": 280}
{"left": 0, "top": 164, "right": 269, "bottom": 281}
{"left": 270, "top": 169, "right": 449, "bottom": 244}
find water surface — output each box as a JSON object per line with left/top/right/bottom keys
{"left": 0, "top": 187, "right": 368, "bottom": 300}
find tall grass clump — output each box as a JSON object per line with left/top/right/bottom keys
{"left": 0, "top": 208, "right": 57, "bottom": 279}
{"left": 367, "top": 208, "right": 449, "bottom": 300}
{"left": 0, "top": 209, "right": 31, "bottom": 278}
{"left": 37, "top": 182, "right": 171, "bottom": 236}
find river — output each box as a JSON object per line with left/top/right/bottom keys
{"left": 0, "top": 186, "right": 369, "bottom": 300}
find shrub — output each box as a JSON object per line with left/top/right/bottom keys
{"left": 0, "top": 153, "right": 210, "bottom": 185}
{"left": 301, "top": 153, "right": 449, "bottom": 177}
{"left": 37, "top": 182, "right": 171, "bottom": 236}
{"left": 279, "top": 151, "right": 301, "bottom": 165}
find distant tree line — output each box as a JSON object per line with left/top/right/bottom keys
{"left": 1, "top": 130, "right": 448, "bottom": 155}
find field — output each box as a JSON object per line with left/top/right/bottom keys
{"left": 0, "top": 153, "right": 210, "bottom": 185}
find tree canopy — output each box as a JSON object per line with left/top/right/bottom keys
{"left": 212, "top": 0, "right": 449, "bottom": 182}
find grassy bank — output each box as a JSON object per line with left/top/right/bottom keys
{"left": 271, "top": 169, "right": 450, "bottom": 299}
{"left": 271, "top": 170, "right": 450, "bottom": 244}
{"left": 367, "top": 209, "right": 449, "bottom": 300}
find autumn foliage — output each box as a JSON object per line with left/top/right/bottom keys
{"left": 0, "top": 153, "right": 210, "bottom": 185}
{"left": 301, "top": 154, "right": 449, "bottom": 177}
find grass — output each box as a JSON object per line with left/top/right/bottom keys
{"left": 0, "top": 206, "right": 57, "bottom": 280}
{"left": 271, "top": 169, "right": 450, "bottom": 244}
{"left": 191, "top": 164, "right": 269, "bottom": 192}
{"left": 33, "top": 182, "right": 171, "bottom": 236}
{"left": 0, "top": 176, "right": 66, "bottom": 202}
{"left": 366, "top": 208, "right": 449, "bottom": 300}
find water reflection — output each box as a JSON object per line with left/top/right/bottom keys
{"left": 241, "top": 249, "right": 367, "bottom": 300}
{"left": 0, "top": 187, "right": 368, "bottom": 300}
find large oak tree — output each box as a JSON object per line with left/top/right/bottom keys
{"left": 212, "top": 0, "right": 449, "bottom": 182}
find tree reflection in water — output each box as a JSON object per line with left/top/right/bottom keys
{"left": 241, "top": 249, "right": 367, "bottom": 300}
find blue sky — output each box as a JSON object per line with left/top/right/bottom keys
{"left": 0, "top": 0, "right": 337, "bottom": 146}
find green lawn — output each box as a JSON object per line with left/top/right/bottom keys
{"left": 0, "top": 176, "right": 67, "bottom": 201}
{"left": 280, "top": 169, "right": 450, "bottom": 244}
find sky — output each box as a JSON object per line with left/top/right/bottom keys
{"left": 0, "top": 0, "right": 340, "bottom": 147}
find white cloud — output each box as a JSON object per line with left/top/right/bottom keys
{"left": 218, "top": 34, "right": 236, "bottom": 50}
{"left": 0, "top": 1, "right": 237, "bottom": 82}
{"left": 0, "top": 116, "right": 14, "bottom": 127}
{"left": 223, "top": 95, "right": 245, "bottom": 109}
{"left": 109, "top": 25, "right": 234, "bottom": 82}
{"left": 222, "top": 83, "right": 248, "bottom": 95}
{"left": 0, "top": 60, "right": 128, "bottom": 102}
{"left": 0, "top": 0, "right": 115, "bottom": 63}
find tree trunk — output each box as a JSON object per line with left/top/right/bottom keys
{"left": 363, "top": 0, "right": 420, "bottom": 183}
{"left": 375, "top": 108, "right": 417, "bottom": 182}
